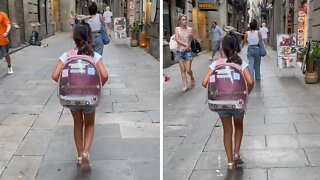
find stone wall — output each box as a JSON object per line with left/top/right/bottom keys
{"left": 148, "top": 0, "right": 159, "bottom": 60}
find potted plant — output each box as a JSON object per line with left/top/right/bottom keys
{"left": 301, "top": 42, "right": 320, "bottom": 84}
{"left": 128, "top": 22, "right": 140, "bottom": 47}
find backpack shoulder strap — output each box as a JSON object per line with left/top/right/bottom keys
{"left": 66, "top": 50, "right": 77, "bottom": 58}
{"left": 216, "top": 58, "right": 225, "bottom": 66}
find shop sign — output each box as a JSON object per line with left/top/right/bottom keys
{"left": 276, "top": 34, "right": 297, "bottom": 69}
{"left": 198, "top": 0, "right": 218, "bottom": 11}
{"left": 129, "top": 0, "right": 134, "bottom": 25}
{"left": 297, "top": 5, "right": 308, "bottom": 47}
{"left": 114, "top": 17, "right": 127, "bottom": 39}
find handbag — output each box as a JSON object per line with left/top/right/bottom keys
{"left": 191, "top": 39, "right": 201, "bottom": 53}
{"left": 99, "top": 14, "right": 110, "bottom": 45}
{"left": 169, "top": 34, "right": 178, "bottom": 52}
{"left": 101, "top": 26, "right": 110, "bottom": 45}
{"left": 258, "top": 40, "right": 266, "bottom": 57}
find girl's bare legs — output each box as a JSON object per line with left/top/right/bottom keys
{"left": 71, "top": 110, "right": 84, "bottom": 158}
{"left": 220, "top": 116, "right": 233, "bottom": 164}
{"left": 80, "top": 111, "right": 95, "bottom": 171}
{"left": 178, "top": 61, "right": 188, "bottom": 91}
{"left": 185, "top": 61, "right": 195, "bottom": 87}
{"left": 83, "top": 111, "right": 95, "bottom": 154}
{"left": 233, "top": 114, "right": 244, "bottom": 164}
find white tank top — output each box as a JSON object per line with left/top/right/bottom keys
{"left": 247, "top": 31, "right": 260, "bottom": 45}
{"left": 86, "top": 14, "right": 102, "bottom": 31}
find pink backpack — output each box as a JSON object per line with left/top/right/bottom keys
{"left": 207, "top": 59, "right": 248, "bottom": 112}
{"left": 58, "top": 50, "right": 102, "bottom": 108}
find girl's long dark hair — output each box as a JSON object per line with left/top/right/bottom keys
{"left": 73, "top": 22, "right": 94, "bottom": 57}
{"left": 222, "top": 32, "right": 242, "bottom": 65}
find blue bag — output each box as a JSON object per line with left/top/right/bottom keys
{"left": 259, "top": 40, "right": 266, "bottom": 57}
{"left": 101, "top": 26, "right": 110, "bottom": 45}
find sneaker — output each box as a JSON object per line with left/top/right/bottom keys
{"left": 209, "top": 57, "right": 213, "bottom": 61}
{"left": 7, "top": 67, "right": 13, "bottom": 75}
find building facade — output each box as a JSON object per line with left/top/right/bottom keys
{"left": 110, "top": 0, "right": 159, "bottom": 60}
{"left": 163, "top": 0, "right": 247, "bottom": 68}
{"left": 0, "top": 0, "right": 80, "bottom": 49}
{"left": 266, "top": 0, "right": 320, "bottom": 49}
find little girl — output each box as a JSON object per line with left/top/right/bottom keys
{"left": 51, "top": 22, "right": 108, "bottom": 171}
{"left": 202, "top": 32, "right": 254, "bottom": 169}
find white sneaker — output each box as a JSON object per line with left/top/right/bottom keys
{"left": 209, "top": 57, "right": 213, "bottom": 61}
{"left": 7, "top": 67, "right": 13, "bottom": 75}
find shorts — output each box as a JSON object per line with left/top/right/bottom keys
{"left": 262, "top": 39, "right": 268, "bottom": 45}
{"left": 0, "top": 45, "right": 9, "bottom": 59}
{"left": 69, "top": 107, "right": 96, "bottom": 114}
{"left": 217, "top": 109, "right": 245, "bottom": 119}
{"left": 175, "top": 50, "right": 193, "bottom": 61}
{"left": 212, "top": 41, "right": 221, "bottom": 52}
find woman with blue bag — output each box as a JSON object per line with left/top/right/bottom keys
{"left": 86, "top": 3, "right": 109, "bottom": 55}
{"left": 242, "top": 19, "right": 266, "bottom": 81}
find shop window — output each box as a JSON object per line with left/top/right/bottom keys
{"left": 163, "top": 2, "right": 171, "bottom": 41}
{"left": 176, "top": 7, "right": 184, "bottom": 17}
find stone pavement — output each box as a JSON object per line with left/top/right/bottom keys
{"left": 0, "top": 32, "right": 159, "bottom": 180}
{"left": 163, "top": 46, "right": 320, "bottom": 180}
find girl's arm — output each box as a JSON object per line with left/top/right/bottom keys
{"left": 96, "top": 58, "right": 108, "bottom": 86}
{"left": 202, "top": 68, "right": 213, "bottom": 88}
{"left": 52, "top": 61, "right": 64, "bottom": 82}
{"left": 188, "top": 28, "right": 194, "bottom": 47}
{"left": 242, "top": 67, "right": 254, "bottom": 94}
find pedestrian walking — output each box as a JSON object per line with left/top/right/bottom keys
{"left": 0, "top": 11, "right": 13, "bottom": 74}
{"left": 86, "top": 3, "right": 106, "bottom": 55}
{"left": 69, "top": 10, "right": 76, "bottom": 30}
{"left": 209, "top": 21, "right": 224, "bottom": 61}
{"left": 51, "top": 22, "right": 108, "bottom": 171}
{"left": 175, "top": 14, "right": 195, "bottom": 92}
{"left": 260, "top": 22, "right": 269, "bottom": 48}
{"left": 242, "top": 19, "right": 264, "bottom": 81}
{"left": 202, "top": 32, "right": 254, "bottom": 169}
{"left": 103, "top": 6, "right": 113, "bottom": 37}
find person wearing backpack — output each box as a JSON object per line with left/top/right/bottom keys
{"left": 202, "top": 32, "right": 254, "bottom": 169}
{"left": 86, "top": 3, "right": 106, "bottom": 55}
{"left": 51, "top": 22, "right": 108, "bottom": 171}
{"left": 175, "top": 14, "right": 195, "bottom": 92}
{"left": 242, "top": 19, "right": 264, "bottom": 81}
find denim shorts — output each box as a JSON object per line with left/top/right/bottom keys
{"left": 69, "top": 107, "right": 95, "bottom": 114}
{"left": 217, "top": 109, "right": 245, "bottom": 119}
{"left": 175, "top": 50, "right": 193, "bottom": 61}
{"left": 212, "top": 41, "right": 221, "bottom": 51}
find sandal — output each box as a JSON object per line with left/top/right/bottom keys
{"left": 80, "top": 152, "right": 92, "bottom": 172}
{"left": 234, "top": 153, "right": 244, "bottom": 165}
{"left": 182, "top": 86, "right": 187, "bottom": 92}
{"left": 191, "top": 78, "right": 195, "bottom": 87}
{"left": 76, "top": 156, "right": 82, "bottom": 166}
{"left": 227, "top": 162, "right": 235, "bottom": 170}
